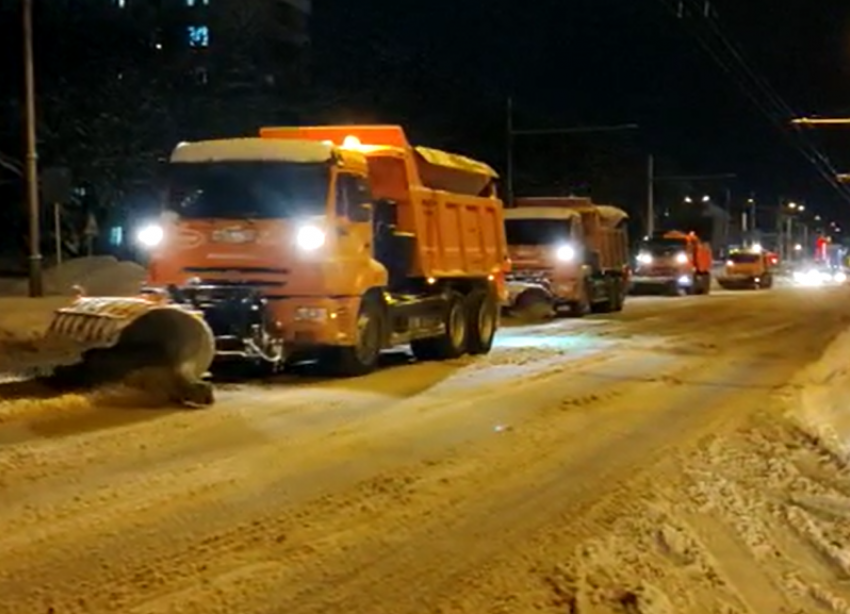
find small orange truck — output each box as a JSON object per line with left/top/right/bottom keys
{"left": 46, "top": 125, "right": 510, "bottom": 383}
{"left": 630, "top": 230, "right": 713, "bottom": 295}
{"left": 717, "top": 249, "right": 775, "bottom": 290}
{"left": 503, "top": 196, "right": 630, "bottom": 318}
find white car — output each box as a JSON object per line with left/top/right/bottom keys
{"left": 792, "top": 265, "right": 847, "bottom": 286}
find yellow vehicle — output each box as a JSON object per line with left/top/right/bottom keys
{"left": 717, "top": 250, "right": 774, "bottom": 290}
{"left": 46, "top": 125, "right": 510, "bottom": 399}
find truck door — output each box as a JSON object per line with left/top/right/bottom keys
{"left": 334, "top": 173, "right": 374, "bottom": 266}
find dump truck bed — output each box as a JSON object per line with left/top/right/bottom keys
{"left": 261, "top": 125, "right": 509, "bottom": 281}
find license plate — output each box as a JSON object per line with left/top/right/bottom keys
{"left": 211, "top": 229, "right": 257, "bottom": 244}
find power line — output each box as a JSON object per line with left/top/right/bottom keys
{"left": 693, "top": 1, "right": 850, "bottom": 203}
{"left": 656, "top": 0, "right": 850, "bottom": 207}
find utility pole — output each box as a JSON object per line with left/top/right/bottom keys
{"left": 506, "top": 97, "right": 514, "bottom": 206}
{"left": 23, "top": 0, "right": 43, "bottom": 297}
{"left": 647, "top": 154, "right": 655, "bottom": 236}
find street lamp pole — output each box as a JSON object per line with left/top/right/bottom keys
{"left": 23, "top": 0, "right": 43, "bottom": 297}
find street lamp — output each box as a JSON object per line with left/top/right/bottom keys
{"left": 684, "top": 196, "right": 693, "bottom": 203}
{"left": 23, "top": 0, "right": 42, "bottom": 296}
{"left": 702, "top": 195, "right": 711, "bottom": 202}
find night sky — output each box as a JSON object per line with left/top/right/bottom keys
{"left": 314, "top": 0, "right": 850, "bottom": 226}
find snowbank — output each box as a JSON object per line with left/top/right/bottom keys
{"left": 0, "top": 257, "right": 145, "bottom": 372}
{"left": 787, "top": 327, "right": 850, "bottom": 463}
{"left": 0, "top": 256, "right": 145, "bottom": 298}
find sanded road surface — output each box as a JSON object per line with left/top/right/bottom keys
{"left": 1, "top": 287, "right": 849, "bottom": 613}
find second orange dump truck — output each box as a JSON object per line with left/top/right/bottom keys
{"left": 503, "top": 197, "right": 631, "bottom": 318}
{"left": 47, "top": 125, "right": 510, "bottom": 384}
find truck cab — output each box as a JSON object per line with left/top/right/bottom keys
{"left": 717, "top": 250, "right": 774, "bottom": 290}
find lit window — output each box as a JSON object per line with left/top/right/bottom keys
{"left": 187, "top": 25, "right": 209, "bottom": 48}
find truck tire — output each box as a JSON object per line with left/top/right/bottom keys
{"left": 701, "top": 273, "right": 712, "bottom": 295}
{"left": 568, "top": 282, "right": 592, "bottom": 318}
{"left": 411, "top": 291, "right": 468, "bottom": 361}
{"left": 466, "top": 289, "right": 498, "bottom": 355}
{"left": 610, "top": 277, "right": 626, "bottom": 312}
{"left": 329, "top": 295, "right": 383, "bottom": 376}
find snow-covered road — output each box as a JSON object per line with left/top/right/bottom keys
{"left": 2, "top": 287, "right": 850, "bottom": 613}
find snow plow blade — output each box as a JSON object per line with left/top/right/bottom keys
{"left": 45, "top": 297, "right": 216, "bottom": 398}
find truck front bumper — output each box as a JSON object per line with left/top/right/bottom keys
{"left": 716, "top": 275, "right": 759, "bottom": 289}
{"left": 630, "top": 274, "right": 692, "bottom": 287}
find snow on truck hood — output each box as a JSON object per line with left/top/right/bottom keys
{"left": 170, "top": 138, "right": 336, "bottom": 164}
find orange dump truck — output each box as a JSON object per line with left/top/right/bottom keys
{"left": 46, "top": 125, "right": 509, "bottom": 388}
{"left": 503, "top": 197, "right": 630, "bottom": 317}
{"left": 630, "top": 230, "right": 713, "bottom": 295}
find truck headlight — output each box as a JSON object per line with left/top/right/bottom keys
{"left": 637, "top": 252, "right": 652, "bottom": 265}
{"left": 296, "top": 225, "right": 326, "bottom": 250}
{"left": 675, "top": 252, "right": 688, "bottom": 264}
{"left": 555, "top": 245, "right": 576, "bottom": 262}
{"left": 136, "top": 224, "right": 164, "bottom": 248}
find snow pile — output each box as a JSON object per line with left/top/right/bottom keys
{"left": 1, "top": 256, "right": 145, "bottom": 297}
{"left": 0, "top": 297, "right": 83, "bottom": 372}
{"left": 787, "top": 327, "right": 850, "bottom": 463}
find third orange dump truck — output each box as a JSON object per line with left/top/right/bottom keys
{"left": 630, "top": 230, "right": 713, "bottom": 296}
{"left": 46, "top": 125, "right": 510, "bottom": 384}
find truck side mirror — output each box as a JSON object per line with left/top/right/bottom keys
{"left": 374, "top": 198, "right": 399, "bottom": 226}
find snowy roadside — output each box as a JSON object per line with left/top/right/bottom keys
{"left": 0, "top": 297, "right": 75, "bottom": 373}
{"left": 541, "top": 326, "right": 850, "bottom": 612}
{"left": 0, "top": 256, "right": 145, "bottom": 374}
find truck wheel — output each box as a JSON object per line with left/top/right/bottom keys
{"left": 330, "top": 295, "right": 383, "bottom": 376}
{"left": 610, "top": 278, "right": 626, "bottom": 312}
{"left": 569, "top": 282, "right": 592, "bottom": 317}
{"left": 411, "top": 291, "right": 468, "bottom": 361}
{"left": 701, "top": 273, "right": 712, "bottom": 295}
{"left": 466, "top": 289, "right": 498, "bottom": 355}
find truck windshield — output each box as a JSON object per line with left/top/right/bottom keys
{"left": 167, "top": 161, "right": 330, "bottom": 219}
{"left": 728, "top": 253, "right": 760, "bottom": 264}
{"left": 643, "top": 238, "right": 687, "bottom": 255}
{"left": 505, "top": 219, "right": 572, "bottom": 245}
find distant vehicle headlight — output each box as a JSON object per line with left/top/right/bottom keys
{"left": 136, "top": 224, "right": 164, "bottom": 248}
{"left": 675, "top": 252, "right": 688, "bottom": 264}
{"left": 296, "top": 225, "right": 326, "bottom": 251}
{"left": 555, "top": 244, "right": 576, "bottom": 262}
{"left": 637, "top": 252, "right": 652, "bottom": 265}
